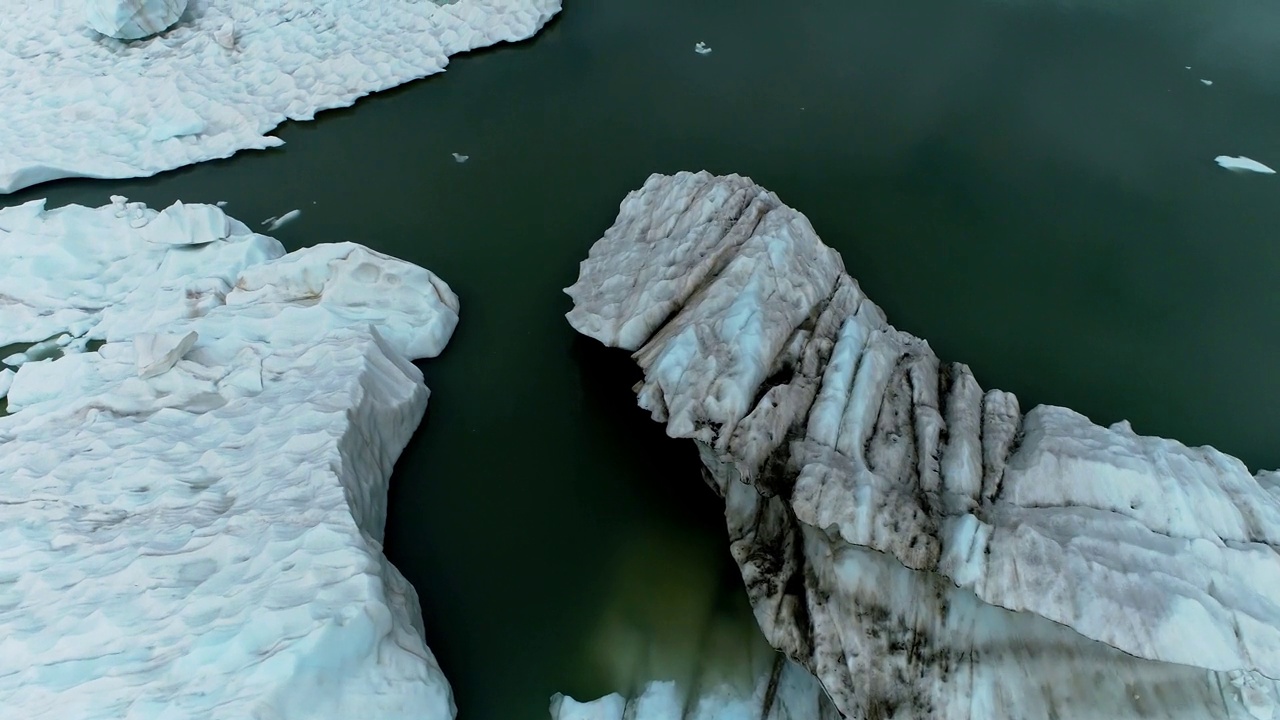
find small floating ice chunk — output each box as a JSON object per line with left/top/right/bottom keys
{"left": 0, "top": 368, "right": 12, "bottom": 398}
{"left": 1201, "top": 79, "right": 1213, "bottom": 86}
{"left": 216, "top": 201, "right": 228, "bottom": 207}
{"left": 694, "top": 42, "right": 712, "bottom": 55}
{"left": 452, "top": 153, "right": 469, "bottom": 163}
{"left": 265, "top": 209, "right": 301, "bottom": 231}
{"left": 134, "top": 330, "right": 198, "bottom": 379}
{"left": 1215, "top": 156, "right": 1276, "bottom": 174}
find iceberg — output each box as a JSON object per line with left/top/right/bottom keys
{"left": 0, "top": 0, "right": 561, "bottom": 194}
{"left": 0, "top": 198, "right": 460, "bottom": 719}
{"left": 566, "top": 171, "right": 1280, "bottom": 719}
{"left": 85, "top": 0, "right": 188, "bottom": 40}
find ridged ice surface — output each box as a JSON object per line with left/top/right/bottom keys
{"left": 566, "top": 171, "right": 1280, "bottom": 719}
{"left": 0, "top": 199, "right": 460, "bottom": 719}
{"left": 0, "top": 0, "right": 561, "bottom": 194}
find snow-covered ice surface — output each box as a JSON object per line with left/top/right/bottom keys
{"left": 85, "top": 0, "right": 187, "bottom": 40}
{"left": 566, "top": 171, "right": 1280, "bottom": 719}
{"left": 0, "top": 0, "right": 561, "bottom": 194}
{"left": 1216, "top": 156, "right": 1276, "bottom": 173}
{"left": 0, "top": 198, "right": 461, "bottom": 718}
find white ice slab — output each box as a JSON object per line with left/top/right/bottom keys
{"left": 0, "top": 198, "right": 460, "bottom": 719}
{"left": 1216, "top": 156, "right": 1276, "bottom": 174}
{"left": 0, "top": 196, "right": 281, "bottom": 346}
{"left": 1, "top": 0, "right": 561, "bottom": 194}
{"left": 85, "top": 0, "right": 187, "bottom": 40}
{"left": 134, "top": 330, "right": 199, "bottom": 378}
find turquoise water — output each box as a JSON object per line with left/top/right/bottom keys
{"left": 5, "top": 0, "right": 1280, "bottom": 717}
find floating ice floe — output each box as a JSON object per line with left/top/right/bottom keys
{"left": 0, "top": 197, "right": 460, "bottom": 719}
{"left": 695, "top": 41, "right": 712, "bottom": 55}
{"left": 1216, "top": 156, "right": 1276, "bottom": 174}
{"left": 1, "top": 0, "right": 561, "bottom": 194}
{"left": 452, "top": 153, "right": 470, "bottom": 163}
{"left": 1201, "top": 79, "right": 1214, "bottom": 85}
{"left": 566, "top": 171, "right": 1280, "bottom": 719}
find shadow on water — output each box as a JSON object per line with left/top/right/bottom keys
{"left": 384, "top": 329, "right": 749, "bottom": 716}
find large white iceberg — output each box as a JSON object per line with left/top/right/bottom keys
{"left": 566, "top": 171, "right": 1280, "bottom": 719}
{"left": 85, "top": 0, "right": 188, "bottom": 40}
{"left": 0, "top": 198, "right": 460, "bottom": 719}
{"left": 0, "top": 0, "right": 561, "bottom": 194}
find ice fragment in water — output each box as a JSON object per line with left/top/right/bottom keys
{"left": 265, "top": 210, "right": 301, "bottom": 231}
{"left": 1215, "top": 156, "right": 1276, "bottom": 174}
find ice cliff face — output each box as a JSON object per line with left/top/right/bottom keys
{"left": 0, "top": 199, "right": 460, "bottom": 719}
{"left": 85, "top": 0, "right": 188, "bottom": 40}
{"left": 0, "top": 0, "right": 561, "bottom": 194}
{"left": 566, "top": 171, "right": 1280, "bottom": 719}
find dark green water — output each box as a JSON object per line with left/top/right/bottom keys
{"left": 5, "top": 0, "right": 1280, "bottom": 716}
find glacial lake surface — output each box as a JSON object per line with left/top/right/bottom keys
{"left": 6, "top": 0, "right": 1280, "bottom": 717}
